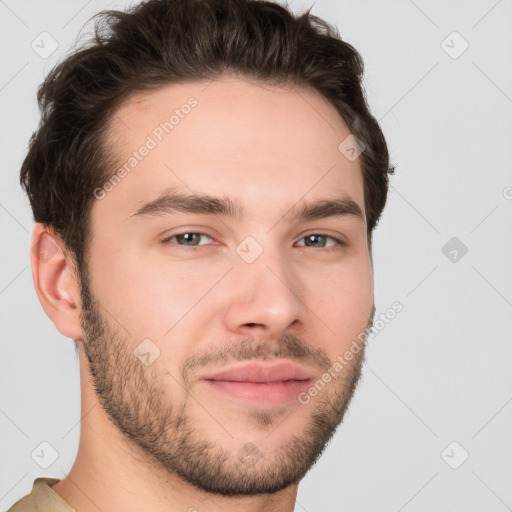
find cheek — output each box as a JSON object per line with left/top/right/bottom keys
{"left": 87, "top": 244, "right": 176, "bottom": 334}
{"left": 92, "top": 252, "right": 224, "bottom": 344}
{"left": 311, "top": 260, "right": 373, "bottom": 346}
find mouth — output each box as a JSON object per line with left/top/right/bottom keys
{"left": 200, "top": 360, "right": 314, "bottom": 407}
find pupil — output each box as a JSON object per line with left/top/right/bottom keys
{"left": 309, "top": 235, "right": 320, "bottom": 246}
{"left": 181, "top": 233, "right": 197, "bottom": 245}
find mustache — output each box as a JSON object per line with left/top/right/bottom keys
{"left": 182, "top": 334, "right": 332, "bottom": 380}
{"left": 182, "top": 304, "right": 375, "bottom": 377}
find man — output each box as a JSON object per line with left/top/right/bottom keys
{"left": 8, "top": 0, "right": 394, "bottom": 510}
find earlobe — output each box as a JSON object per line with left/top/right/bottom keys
{"left": 30, "top": 223, "right": 83, "bottom": 341}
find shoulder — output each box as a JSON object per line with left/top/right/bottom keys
{"left": 5, "top": 491, "right": 37, "bottom": 512}
{"left": 5, "top": 477, "right": 68, "bottom": 512}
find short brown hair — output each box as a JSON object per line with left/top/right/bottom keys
{"left": 20, "top": 0, "right": 395, "bottom": 274}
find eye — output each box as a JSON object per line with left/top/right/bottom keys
{"left": 295, "top": 233, "right": 345, "bottom": 249}
{"left": 160, "top": 231, "right": 345, "bottom": 250}
{"left": 160, "top": 232, "right": 212, "bottom": 247}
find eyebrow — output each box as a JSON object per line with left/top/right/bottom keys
{"left": 129, "top": 188, "right": 365, "bottom": 224}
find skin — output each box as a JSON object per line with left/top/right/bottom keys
{"left": 31, "top": 75, "right": 375, "bottom": 512}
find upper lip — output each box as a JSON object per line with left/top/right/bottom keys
{"left": 201, "top": 360, "right": 314, "bottom": 383}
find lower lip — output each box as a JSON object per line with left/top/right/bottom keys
{"left": 203, "top": 379, "right": 312, "bottom": 407}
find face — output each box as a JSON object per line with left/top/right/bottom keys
{"left": 78, "top": 75, "right": 375, "bottom": 495}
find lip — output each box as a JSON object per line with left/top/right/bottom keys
{"left": 200, "top": 360, "right": 314, "bottom": 408}
{"left": 201, "top": 360, "right": 315, "bottom": 383}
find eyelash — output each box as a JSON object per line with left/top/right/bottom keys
{"left": 160, "top": 232, "right": 346, "bottom": 250}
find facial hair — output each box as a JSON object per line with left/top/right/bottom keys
{"left": 77, "top": 262, "right": 375, "bottom": 496}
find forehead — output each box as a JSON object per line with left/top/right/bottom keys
{"left": 96, "top": 75, "right": 365, "bottom": 225}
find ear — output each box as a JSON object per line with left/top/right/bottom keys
{"left": 30, "top": 223, "right": 83, "bottom": 341}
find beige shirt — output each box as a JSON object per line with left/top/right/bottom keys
{"left": 7, "top": 478, "right": 74, "bottom": 512}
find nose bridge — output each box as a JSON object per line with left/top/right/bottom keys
{"left": 239, "top": 236, "right": 299, "bottom": 302}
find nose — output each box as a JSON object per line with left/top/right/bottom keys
{"left": 222, "top": 248, "right": 306, "bottom": 339}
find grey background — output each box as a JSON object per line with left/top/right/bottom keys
{"left": 1, "top": 0, "right": 511, "bottom": 510}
